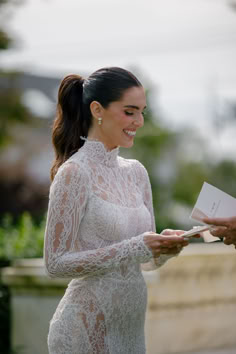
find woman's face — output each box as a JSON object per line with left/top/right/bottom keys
{"left": 89, "top": 86, "right": 146, "bottom": 150}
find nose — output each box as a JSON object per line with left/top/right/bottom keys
{"left": 133, "top": 113, "right": 144, "bottom": 128}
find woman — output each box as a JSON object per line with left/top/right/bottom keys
{"left": 44, "top": 67, "right": 188, "bottom": 354}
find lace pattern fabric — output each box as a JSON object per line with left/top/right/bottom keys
{"left": 44, "top": 139, "right": 174, "bottom": 354}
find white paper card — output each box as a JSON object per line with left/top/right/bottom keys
{"left": 191, "top": 182, "right": 236, "bottom": 222}
{"left": 201, "top": 230, "right": 220, "bottom": 243}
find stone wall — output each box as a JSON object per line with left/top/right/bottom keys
{"left": 2, "top": 243, "right": 236, "bottom": 354}
{"left": 145, "top": 243, "right": 236, "bottom": 354}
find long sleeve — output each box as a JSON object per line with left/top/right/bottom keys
{"left": 134, "top": 161, "right": 176, "bottom": 271}
{"left": 44, "top": 162, "right": 153, "bottom": 278}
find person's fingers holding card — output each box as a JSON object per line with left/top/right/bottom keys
{"left": 209, "top": 226, "right": 227, "bottom": 237}
{"left": 203, "top": 217, "right": 230, "bottom": 228}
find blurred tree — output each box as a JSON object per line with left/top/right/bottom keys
{"left": 0, "top": 0, "right": 33, "bottom": 148}
{"left": 172, "top": 161, "right": 209, "bottom": 207}
{"left": 0, "top": 0, "right": 13, "bottom": 50}
{"left": 0, "top": 74, "right": 33, "bottom": 147}
{"left": 0, "top": 0, "right": 49, "bottom": 224}
{"left": 208, "top": 160, "right": 236, "bottom": 197}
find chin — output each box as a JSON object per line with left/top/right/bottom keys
{"left": 121, "top": 140, "right": 134, "bottom": 148}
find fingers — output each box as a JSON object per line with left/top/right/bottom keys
{"left": 164, "top": 235, "right": 185, "bottom": 241}
{"left": 161, "top": 229, "right": 174, "bottom": 235}
{"left": 144, "top": 232, "right": 189, "bottom": 258}
{"left": 203, "top": 217, "right": 230, "bottom": 227}
{"left": 224, "top": 237, "right": 234, "bottom": 245}
{"left": 160, "top": 247, "right": 181, "bottom": 254}
{"left": 223, "top": 235, "right": 236, "bottom": 245}
{"left": 152, "top": 244, "right": 184, "bottom": 257}
{"left": 161, "top": 229, "right": 185, "bottom": 236}
{"left": 210, "top": 226, "right": 228, "bottom": 237}
{"left": 174, "top": 230, "right": 186, "bottom": 236}
{"left": 158, "top": 238, "right": 188, "bottom": 255}
{"left": 156, "top": 234, "right": 185, "bottom": 242}
{"left": 159, "top": 233, "right": 189, "bottom": 247}
{"left": 161, "top": 239, "right": 188, "bottom": 248}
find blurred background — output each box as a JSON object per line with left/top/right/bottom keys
{"left": 0, "top": 0, "right": 236, "bottom": 353}
{"left": 1, "top": 0, "right": 236, "bottom": 239}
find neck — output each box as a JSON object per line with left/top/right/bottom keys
{"left": 80, "top": 137, "right": 120, "bottom": 167}
{"left": 87, "top": 131, "right": 118, "bottom": 151}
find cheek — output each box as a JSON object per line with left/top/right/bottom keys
{"left": 117, "top": 113, "right": 131, "bottom": 127}
{"left": 107, "top": 115, "right": 127, "bottom": 129}
{"left": 105, "top": 110, "right": 131, "bottom": 130}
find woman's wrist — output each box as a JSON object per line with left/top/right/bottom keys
{"left": 130, "top": 234, "right": 153, "bottom": 263}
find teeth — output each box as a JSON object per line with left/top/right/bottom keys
{"left": 124, "top": 130, "right": 136, "bottom": 137}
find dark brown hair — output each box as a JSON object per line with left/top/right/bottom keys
{"left": 51, "top": 67, "right": 142, "bottom": 180}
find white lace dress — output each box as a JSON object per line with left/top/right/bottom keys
{"left": 44, "top": 139, "right": 173, "bottom": 354}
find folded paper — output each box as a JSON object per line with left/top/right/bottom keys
{"left": 190, "top": 182, "right": 236, "bottom": 242}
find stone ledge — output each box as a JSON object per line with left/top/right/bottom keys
{"left": 2, "top": 243, "right": 236, "bottom": 298}
{"left": 2, "top": 258, "right": 69, "bottom": 294}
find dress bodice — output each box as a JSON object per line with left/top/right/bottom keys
{"left": 44, "top": 139, "right": 172, "bottom": 279}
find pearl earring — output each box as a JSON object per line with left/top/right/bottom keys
{"left": 98, "top": 117, "right": 102, "bottom": 125}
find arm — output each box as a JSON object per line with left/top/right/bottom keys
{"left": 44, "top": 162, "right": 153, "bottom": 278}
{"left": 135, "top": 161, "right": 179, "bottom": 271}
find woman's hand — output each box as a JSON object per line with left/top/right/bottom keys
{"left": 143, "top": 230, "right": 188, "bottom": 258}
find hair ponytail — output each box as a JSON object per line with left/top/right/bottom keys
{"left": 50, "top": 74, "right": 89, "bottom": 181}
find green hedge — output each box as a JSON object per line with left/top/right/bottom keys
{"left": 0, "top": 212, "right": 45, "bottom": 261}
{"left": 0, "top": 213, "right": 46, "bottom": 353}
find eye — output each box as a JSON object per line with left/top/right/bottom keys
{"left": 125, "top": 111, "right": 134, "bottom": 116}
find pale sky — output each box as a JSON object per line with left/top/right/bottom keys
{"left": 1, "top": 0, "right": 236, "bottom": 157}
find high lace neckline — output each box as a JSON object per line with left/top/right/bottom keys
{"left": 80, "top": 137, "right": 119, "bottom": 167}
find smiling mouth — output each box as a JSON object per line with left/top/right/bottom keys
{"left": 123, "top": 130, "right": 136, "bottom": 137}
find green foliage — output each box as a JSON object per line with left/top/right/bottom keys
{"left": 0, "top": 0, "right": 16, "bottom": 51}
{"left": 172, "top": 161, "right": 209, "bottom": 206}
{"left": 0, "top": 77, "right": 32, "bottom": 147}
{"left": 208, "top": 160, "right": 236, "bottom": 197}
{"left": 0, "top": 29, "right": 12, "bottom": 50}
{"left": 0, "top": 213, "right": 45, "bottom": 261}
{"left": 0, "top": 0, "right": 33, "bottom": 149}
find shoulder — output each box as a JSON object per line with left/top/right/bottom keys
{"left": 50, "top": 158, "right": 89, "bottom": 193}
{"left": 118, "top": 157, "right": 149, "bottom": 180}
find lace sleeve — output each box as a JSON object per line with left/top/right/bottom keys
{"left": 44, "top": 162, "right": 153, "bottom": 278}
{"left": 134, "top": 161, "right": 176, "bottom": 271}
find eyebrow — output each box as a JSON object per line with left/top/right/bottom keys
{"left": 124, "top": 105, "right": 147, "bottom": 110}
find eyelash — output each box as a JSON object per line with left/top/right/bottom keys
{"left": 125, "top": 111, "right": 133, "bottom": 116}
{"left": 125, "top": 111, "right": 146, "bottom": 116}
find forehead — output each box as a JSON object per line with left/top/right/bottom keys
{"left": 119, "top": 86, "right": 146, "bottom": 107}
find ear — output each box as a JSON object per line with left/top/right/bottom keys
{"left": 90, "top": 101, "right": 104, "bottom": 120}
